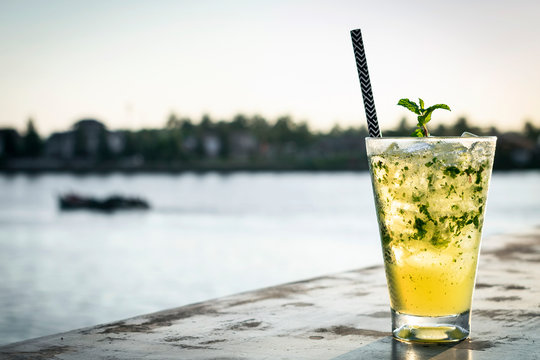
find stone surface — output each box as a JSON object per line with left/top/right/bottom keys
{"left": 1, "top": 229, "right": 539, "bottom": 359}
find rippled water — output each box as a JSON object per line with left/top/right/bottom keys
{"left": 0, "top": 171, "right": 539, "bottom": 345}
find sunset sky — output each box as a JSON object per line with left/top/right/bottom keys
{"left": 1, "top": 0, "right": 539, "bottom": 135}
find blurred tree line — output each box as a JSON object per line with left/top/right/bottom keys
{"left": 0, "top": 119, "right": 44, "bottom": 157}
{"left": 1, "top": 114, "right": 539, "bottom": 171}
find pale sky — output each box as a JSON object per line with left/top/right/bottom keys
{"left": 1, "top": 0, "right": 539, "bottom": 135}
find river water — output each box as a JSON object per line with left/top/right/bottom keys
{"left": 0, "top": 171, "right": 539, "bottom": 345}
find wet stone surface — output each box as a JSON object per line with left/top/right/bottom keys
{"left": 1, "top": 229, "right": 539, "bottom": 359}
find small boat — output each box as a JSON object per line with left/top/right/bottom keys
{"left": 59, "top": 193, "right": 150, "bottom": 212}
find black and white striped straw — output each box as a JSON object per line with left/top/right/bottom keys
{"left": 350, "top": 29, "right": 381, "bottom": 137}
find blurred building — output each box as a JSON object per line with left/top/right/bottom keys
{"left": 202, "top": 134, "right": 221, "bottom": 158}
{"left": 229, "top": 131, "right": 258, "bottom": 159}
{"left": 45, "top": 119, "right": 125, "bottom": 159}
{"left": 46, "top": 132, "right": 75, "bottom": 159}
{"left": 497, "top": 132, "right": 538, "bottom": 168}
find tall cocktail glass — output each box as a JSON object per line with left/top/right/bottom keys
{"left": 366, "top": 136, "right": 496, "bottom": 343}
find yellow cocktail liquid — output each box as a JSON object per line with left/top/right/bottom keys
{"left": 369, "top": 140, "right": 493, "bottom": 317}
{"left": 384, "top": 242, "right": 478, "bottom": 316}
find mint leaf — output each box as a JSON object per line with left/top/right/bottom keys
{"left": 397, "top": 98, "right": 421, "bottom": 115}
{"left": 423, "top": 104, "right": 451, "bottom": 124}
{"left": 426, "top": 104, "right": 451, "bottom": 112}
{"left": 397, "top": 98, "right": 451, "bottom": 137}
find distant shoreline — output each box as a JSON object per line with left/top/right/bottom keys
{"left": 0, "top": 166, "right": 363, "bottom": 175}
{"left": 1, "top": 166, "right": 538, "bottom": 175}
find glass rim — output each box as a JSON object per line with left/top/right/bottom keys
{"left": 365, "top": 136, "right": 497, "bottom": 141}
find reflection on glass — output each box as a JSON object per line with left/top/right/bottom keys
{"left": 391, "top": 338, "right": 473, "bottom": 360}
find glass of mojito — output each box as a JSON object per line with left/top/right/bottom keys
{"left": 366, "top": 136, "right": 496, "bottom": 343}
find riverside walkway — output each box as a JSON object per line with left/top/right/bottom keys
{"left": 1, "top": 230, "right": 539, "bottom": 359}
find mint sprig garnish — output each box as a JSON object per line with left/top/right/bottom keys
{"left": 397, "top": 98, "right": 451, "bottom": 137}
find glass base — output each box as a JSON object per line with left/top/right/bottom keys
{"left": 391, "top": 309, "right": 470, "bottom": 343}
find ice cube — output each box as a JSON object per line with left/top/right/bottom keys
{"left": 434, "top": 142, "right": 470, "bottom": 164}
{"left": 384, "top": 142, "right": 400, "bottom": 153}
{"left": 400, "top": 142, "right": 433, "bottom": 153}
{"left": 469, "top": 141, "right": 491, "bottom": 162}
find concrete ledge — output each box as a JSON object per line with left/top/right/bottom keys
{"left": 1, "top": 230, "right": 539, "bottom": 359}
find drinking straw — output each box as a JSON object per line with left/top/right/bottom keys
{"left": 350, "top": 29, "right": 381, "bottom": 137}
